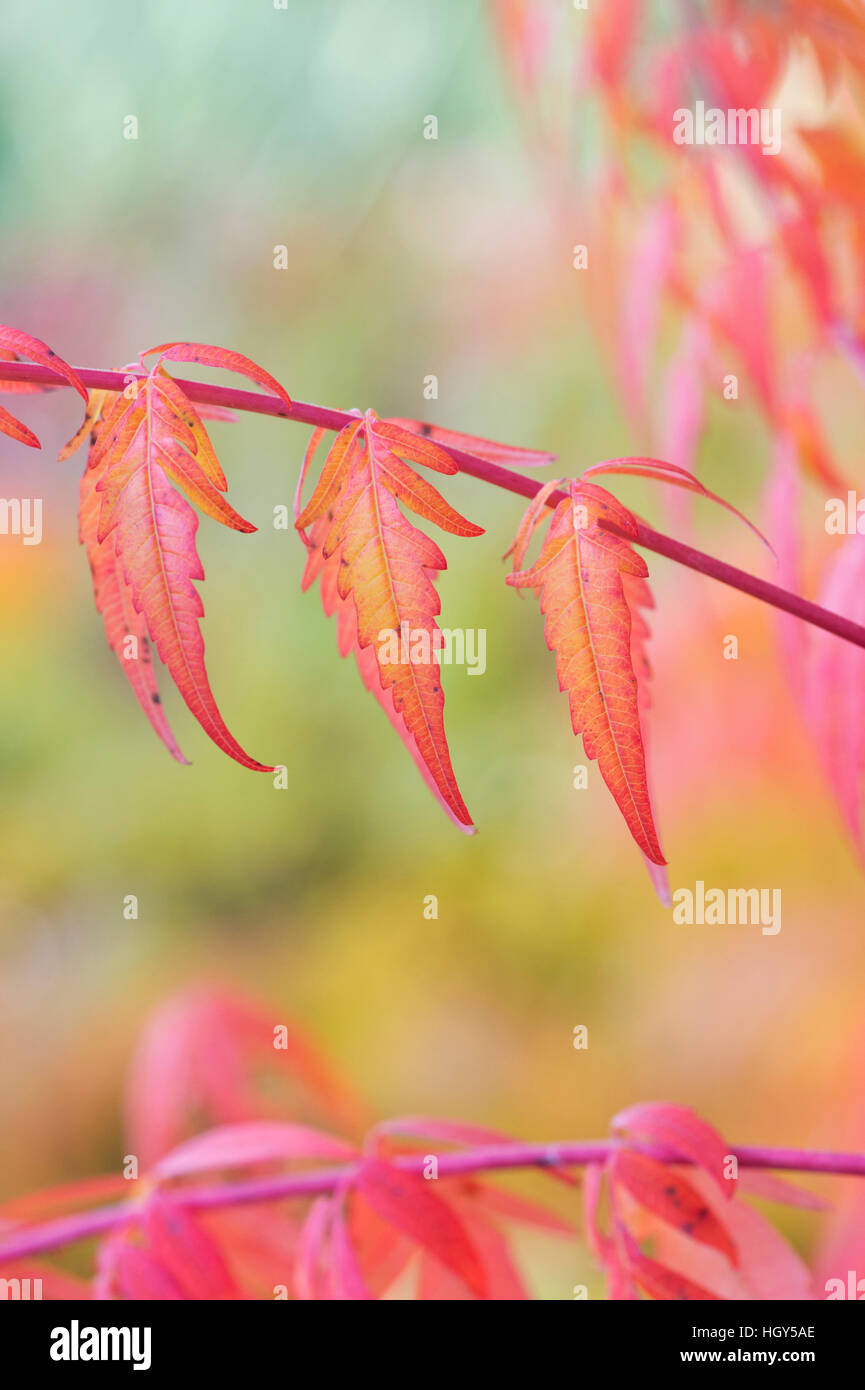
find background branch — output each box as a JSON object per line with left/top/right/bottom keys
{"left": 0, "top": 1138, "right": 862, "bottom": 1264}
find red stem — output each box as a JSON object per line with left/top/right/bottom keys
{"left": 0, "top": 1138, "right": 861, "bottom": 1263}
{"left": 4, "top": 360, "right": 865, "bottom": 650}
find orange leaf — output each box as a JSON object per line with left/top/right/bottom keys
{"left": 296, "top": 410, "right": 480, "bottom": 831}
{"left": 507, "top": 480, "right": 665, "bottom": 864}
{"left": 81, "top": 369, "right": 270, "bottom": 770}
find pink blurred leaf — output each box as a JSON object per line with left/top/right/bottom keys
{"left": 805, "top": 532, "right": 865, "bottom": 855}
{"left": 618, "top": 198, "right": 678, "bottom": 432}
{"left": 125, "top": 984, "right": 365, "bottom": 1167}
{"left": 139, "top": 1194, "right": 240, "bottom": 1299}
{"left": 611, "top": 1102, "right": 735, "bottom": 1198}
{"left": 355, "top": 1158, "right": 488, "bottom": 1299}
{"left": 609, "top": 1151, "right": 739, "bottom": 1265}
{"left": 738, "top": 1169, "right": 828, "bottom": 1212}
{"left": 153, "top": 1121, "right": 356, "bottom": 1180}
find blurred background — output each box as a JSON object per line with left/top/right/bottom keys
{"left": 0, "top": 0, "right": 863, "bottom": 1296}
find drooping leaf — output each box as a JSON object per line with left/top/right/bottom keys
{"left": 608, "top": 1151, "right": 739, "bottom": 1265}
{"left": 611, "top": 1102, "right": 735, "bottom": 1198}
{"left": 328, "top": 1198, "right": 375, "bottom": 1300}
{"left": 805, "top": 532, "right": 865, "bottom": 856}
{"left": 507, "top": 479, "right": 665, "bottom": 864}
{"left": 623, "top": 570, "right": 670, "bottom": 906}
{"left": 625, "top": 1239, "right": 720, "bottom": 1302}
{"left": 153, "top": 1121, "right": 355, "bottom": 1181}
{"left": 617, "top": 198, "right": 678, "bottom": 433}
{"left": 71, "top": 360, "right": 272, "bottom": 771}
{"left": 139, "top": 1194, "right": 240, "bottom": 1299}
{"left": 294, "top": 1198, "right": 333, "bottom": 1301}
{"left": 125, "top": 984, "right": 365, "bottom": 1167}
{"left": 196, "top": 1206, "right": 302, "bottom": 1300}
{"left": 581, "top": 456, "right": 774, "bottom": 557}
{"left": 93, "top": 1195, "right": 244, "bottom": 1302}
{"left": 0, "top": 324, "right": 87, "bottom": 447}
{"left": 296, "top": 410, "right": 483, "bottom": 832}
{"left": 355, "top": 1157, "right": 488, "bottom": 1298}
{"left": 143, "top": 341, "right": 293, "bottom": 412}
{"left": 382, "top": 415, "right": 556, "bottom": 468}
{"left": 0, "top": 1172, "right": 131, "bottom": 1226}
{"left": 737, "top": 1170, "right": 827, "bottom": 1212}
{"left": 0, "top": 402, "right": 40, "bottom": 448}
{"left": 94, "top": 1227, "right": 186, "bottom": 1301}
{"left": 79, "top": 446, "right": 187, "bottom": 763}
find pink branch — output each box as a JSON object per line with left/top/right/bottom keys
{"left": 4, "top": 359, "right": 865, "bottom": 650}
{"left": 1, "top": 1139, "right": 863, "bottom": 1264}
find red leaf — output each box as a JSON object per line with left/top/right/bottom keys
{"left": 144, "top": 341, "right": 292, "bottom": 411}
{"left": 125, "top": 985, "right": 365, "bottom": 1168}
{"left": 328, "top": 1200, "right": 374, "bottom": 1300}
{"left": 294, "top": 1198, "right": 332, "bottom": 1301}
{"left": 355, "top": 1158, "right": 488, "bottom": 1298}
{"left": 612, "top": 1102, "right": 735, "bottom": 1198}
{"left": 609, "top": 1151, "right": 739, "bottom": 1266}
{"left": 382, "top": 416, "right": 556, "bottom": 469}
{"left": 417, "top": 1201, "right": 529, "bottom": 1299}
{"left": 139, "top": 1195, "right": 240, "bottom": 1299}
{"left": 737, "top": 1170, "right": 828, "bottom": 1212}
{"left": 79, "top": 453, "right": 187, "bottom": 764}
{"left": 581, "top": 456, "right": 774, "bottom": 558}
{"left": 628, "top": 1246, "right": 720, "bottom": 1302}
{"left": 95, "top": 1230, "right": 186, "bottom": 1301}
{"left": 0, "top": 324, "right": 87, "bottom": 447}
{"left": 0, "top": 403, "right": 40, "bottom": 448}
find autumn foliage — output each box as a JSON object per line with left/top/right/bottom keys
{"left": 0, "top": 320, "right": 781, "bottom": 898}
